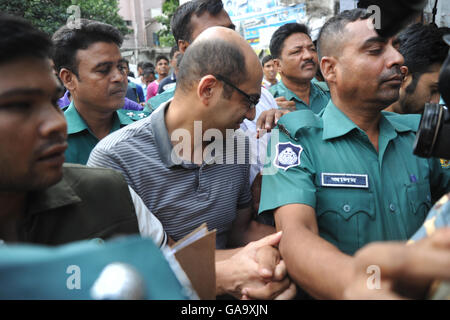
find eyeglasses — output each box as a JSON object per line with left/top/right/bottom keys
{"left": 215, "top": 74, "right": 259, "bottom": 110}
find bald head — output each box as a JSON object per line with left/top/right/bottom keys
{"left": 177, "top": 26, "right": 261, "bottom": 96}
{"left": 317, "top": 9, "right": 373, "bottom": 60}
{"left": 196, "top": 26, "right": 257, "bottom": 60}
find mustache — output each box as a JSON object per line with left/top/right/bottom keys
{"left": 301, "top": 60, "right": 316, "bottom": 68}
{"left": 110, "top": 83, "right": 128, "bottom": 94}
{"left": 379, "top": 65, "right": 403, "bottom": 83}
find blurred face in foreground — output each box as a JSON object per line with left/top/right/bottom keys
{"left": 0, "top": 57, "right": 68, "bottom": 191}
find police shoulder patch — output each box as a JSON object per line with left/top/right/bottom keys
{"left": 273, "top": 142, "right": 303, "bottom": 171}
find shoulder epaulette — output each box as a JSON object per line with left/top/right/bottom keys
{"left": 277, "top": 110, "right": 322, "bottom": 140}
{"left": 119, "top": 109, "right": 151, "bottom": 121}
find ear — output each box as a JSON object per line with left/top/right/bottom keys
{"left": 273, "top": 58, "right": 281, "bottom": 72}
{"left": 400, "top": 66, "right": 409, "bottom": 81}
{"left": 59, "top": 68, "right": 77, "bottom": 91}
{"left": 178, "top": 40, "right": 189, "bottom": 53}
{"left": 320, "top": 56, "right": 337, "bottom": 84}
{"left": 197, "top": 75, "right": 220, "bottom": 107}
{"left": 401, "top": 66, "right": 412, "bottom": 89}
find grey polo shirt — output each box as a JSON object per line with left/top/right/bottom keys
{"left": 87, "top": 101, "right": 252, "bottom": 249}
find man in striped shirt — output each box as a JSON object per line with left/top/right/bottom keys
{"left": 88, "top": 25, "right": 295, "bottom": 300}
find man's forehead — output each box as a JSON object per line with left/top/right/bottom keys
{"left": 190, "top": 10, "right": 234, "bottom": 40}
{"left": 284, "top": 32, "right": 313, "bottom": 48}
{"left": 76, "top": 42, "right": 123, "bottom": 64}
{"left": 0, "top": 58, "right": 60, "bottom": 98}
{"left": 344, "top": 19, "right": 381, "bottom": 46}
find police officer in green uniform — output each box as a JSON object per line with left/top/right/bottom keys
{"left": 268, "top": 23, "right": 330, "bottom": 113}
{"left": 53, "top": 19, "right": 149, "bottom": 165}
{"left": 259, "top": 9, "right": 450, "bottom": 299}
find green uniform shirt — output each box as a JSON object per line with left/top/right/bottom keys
{"left": 259, "top": 100, "right": 450, "bottom": 255}
{"left": 269, "top": 79, "right": 330, "bottom": 114}
{"left": 63, "top": 101, "right": 149, "bottom": 165}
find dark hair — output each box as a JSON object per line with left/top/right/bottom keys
{"left": 0, "top": 14, "right": 53, "bottom": 65}
{"left": 261, "top": 55, "right": 274, "bottom": 67}
{"left": 52, "top": 19, "right": 123, "bottom": 77}
{"left": 317, "top": 9, "right": 372, "bottom": 60}
{"left": 171, "top": 0, "right": 225, "bottom": 43}
{"left": 155, "top": 55, "right": 169, "bottom": 64}
{"left": 177, "top": 38, "right": 247, "bottom": 98}
{"left": 398, "top": 23, "right": 448, "bottom": 77}
{"left": 169, "top": 45, "right": 180, "bottom": 60}
{"left": 269, "top": 23, "right": 310, "bottom": 59}
{"left": 139, "top": 61, "right": 154, "bottom": 70}
{"left": 142, "top": 67, "right": 155, "bottom": 78}
{"left": 399, "top": 24, "right": 449, "bottom": 94}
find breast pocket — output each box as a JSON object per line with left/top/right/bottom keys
{"left": 405, "top": 181, "right": 432, "bottom": 236}
{"left": 316, "top": 189, "right": 375, "bottom": 255}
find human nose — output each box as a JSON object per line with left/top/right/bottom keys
{"left": 112, "top": 66, "right": 127, "bottom": 82}
{"left": 39, "top": 104, "right": 67, "bottom": 138}
{"left": 303, "top": 48, "right": 314, "bottom": 61}
{"left": 386, "top": 42, "right": 404, "bottom": 69}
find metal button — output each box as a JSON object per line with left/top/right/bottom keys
{"left": 389, "top": 203, "right": 395, "bottom": 212}
{"left": 343, "top": 204, "right": 351, "bottom": 213}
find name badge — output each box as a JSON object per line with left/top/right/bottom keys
{"left": 321, "top": 173, "right": 369, "bottom": 188}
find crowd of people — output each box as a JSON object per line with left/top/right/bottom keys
{"left": 0, "top": 0, "right": 449, "bottom": 300}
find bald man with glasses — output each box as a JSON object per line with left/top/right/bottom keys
{"left": 87, "top": 26, "right": 296, "bottom": 300}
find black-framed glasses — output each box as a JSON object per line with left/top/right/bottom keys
{"left": 215, "top": 74, "right": 259, "bottom": 109}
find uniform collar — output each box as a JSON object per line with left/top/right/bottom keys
{"left": 278, "top": 79, "right": 319, "bottom": 106}
{"left": 27, "top": 169, "right": 82, "bottom": 215}
{"left": 321, "top": 100, "right": 359, "bottom": 140}
{"left": 65, "top": 101, "right": 133, "bottom": 135}
{"left": 322, "top": 100, "right": 414, "bottom": 141}
{"left": 65, "top": 101, "right": 89, "bottom": 134}
{"left": 381, "top": 111, "right": 415, "bottom": 133}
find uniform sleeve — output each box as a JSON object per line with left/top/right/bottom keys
{"left": 258, "top": 129, "right": 317, "bottom": 214}
{"left": 128, "top": 186, "right": 167, "bottom": 248}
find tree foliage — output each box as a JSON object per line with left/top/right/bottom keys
{"left": 155, "top": 0, "right": 179, "bottom": 48}
{"left": 0, "top": 0, "right": 130, "bottom": 36}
